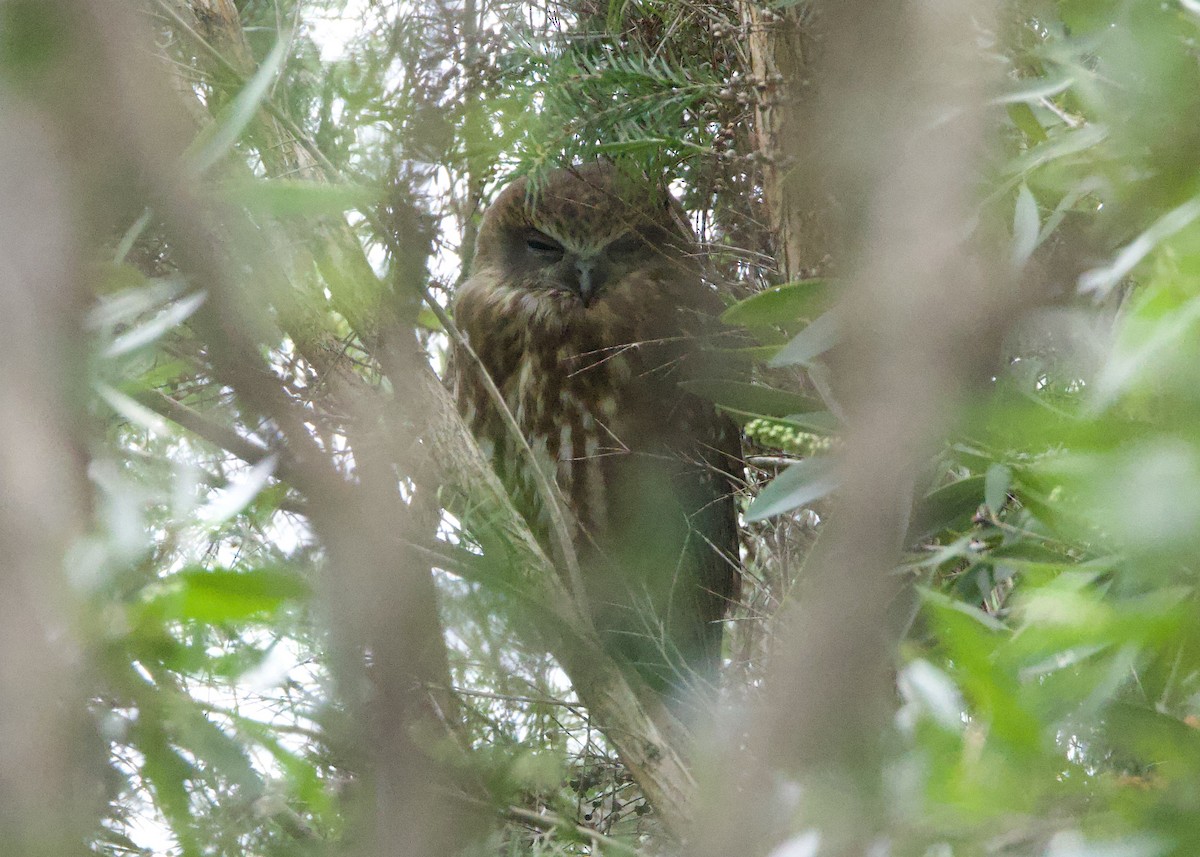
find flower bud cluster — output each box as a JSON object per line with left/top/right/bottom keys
{"left": 744, "top": 418, "right": 835, "bottom": 456}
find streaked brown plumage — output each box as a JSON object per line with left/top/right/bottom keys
{"left": 452, "top": 162, "right": 741, "bottom": 700}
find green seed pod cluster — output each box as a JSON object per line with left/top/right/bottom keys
{"left": 744, "top": 417, "right": 835, "bottom": 456}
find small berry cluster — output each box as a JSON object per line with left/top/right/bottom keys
{"left": 745, "top": 417, "right": 835, "bottom": 456}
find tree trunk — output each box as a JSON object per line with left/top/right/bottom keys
{"left": 741, "top": 4, "right": 830, "bottom": 280}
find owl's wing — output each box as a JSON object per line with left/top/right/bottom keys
{"left": 586, "top": 318, "right": 742, "bottom": 700}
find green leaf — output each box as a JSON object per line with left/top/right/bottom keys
{"left": 678, "top": 379, "right": 821, "bottom": 418}
{"left": 1005, "top": 123, "right": 1108, "bottom": 180}
{"left": 196, "top": 454, "right": 278, "bottom": 527}
{"left": 1011, "top": 184, "right": 1040, "bottom": 271}
{"left": 417, "top": 306, "right": 445, "bottom": 331}
{"left": 1080, "top": 195, "right": 1200, "bottom": 298}
{"left": 781, "top": 411, "right": 840, "bottom": 434}
{"left": 168, "top": 697, "right": 263, "bottom": 790}
{"left": 96, "top": 383, "right": 171, "bottom": 435}
{"left": 984, "top": 463, "right": 1012, "bottom": 513}
{"left": 746, "top": 456, "right": 838, "bottom": 521}
{"left": 1005, "top": 102, "right": 1048, "bottom": 144}
{"left": 767, "top": 309, "right": 840, "bottom": 368}
{"left": 720, "top": 279, "right": 832, "bottom": 328}
{"left": 707, "top": 344, "right": 787, "bottom": 364}
{"left": 134, "top": 722, "right": 201, "bottom": 857}
{"left": 148, "top": 567, "right": 309, "bottom": 624}
{"left": 217, "top": 178, "right": 385, "bottom": 218}
{"left": 104, "top": 291, "right": 207, "bottom": 358}
{"left": 992, "top": 73, "right": 1074, "bottom": 106}
{"left": 920, "top": 585, "right": 1009, "bottom": 632}
{"left": 910, "top": 475, "right": 986, "bottom": 540}
{"left": 88, "top": 276, "right": 187, "bottom": 328}
{"left": 185, "top": 34, "right": 290, "bottom": 175}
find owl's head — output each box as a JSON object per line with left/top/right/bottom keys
{"left": 466, "top": 163, "right": 698, "bottom": 322}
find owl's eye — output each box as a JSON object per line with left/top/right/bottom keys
{"left": 525, "top": 232, "right": 564, "bottom": 258}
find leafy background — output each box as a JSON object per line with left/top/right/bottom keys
{"left": 5, "top": 0, "right": 1200, "bottom": 855}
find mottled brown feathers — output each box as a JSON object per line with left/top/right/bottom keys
{"left": 452, "top": 162, "right": 742, "bottom": 701}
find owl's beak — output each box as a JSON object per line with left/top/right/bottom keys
{"left": 575, "top": 256, "right": 603, "bottom": 308}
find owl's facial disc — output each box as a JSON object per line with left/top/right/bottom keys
{"left": 574, "top": 256, "right": 606, "bottom": 308}
{"left": 520, "top": 226, "right": 658, "bottom": 309}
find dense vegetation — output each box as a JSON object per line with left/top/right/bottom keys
{"left": 4, "top": 0, "right": 1200, "bottom": 855}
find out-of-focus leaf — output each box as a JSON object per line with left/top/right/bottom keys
{"left": 134, "top": 722, "right": 201, "bottom": 857}
{"left": 920, "top": 586, "right": 1008, "bottom": 632}
{"left": 1094, "top": 292, "right": 1200, "bottom": 404}
{"left": 1006, "top": 102, "right": 1048, "bottom": 144}
{"left": 1005, "top": 124, "right": 1108, "bottom": 179}
{"left": 898, "top": 659, "right": 965, "bottom": 731}
{"left": 767, "top": 309, "right": 840, "bottom": 368}
{"left": 1017, "top": 643, "right": 1111, "bottom": 681}
{"left": 910, "top": 475, "right": 986, "bottom": 541}
{"left": 417, "top": 306, "right": 445, "bottom": 331}
{"left": 104, "top": 291, "right": 207, "bottom": 358}
{"left": 88, "top": 276, "right": 187, "bottom": 329}
{"left": 720, "top": 279, "right": 832, "bottom": 328}
{"left": 218, "top": 178, "right": 384, "bottom": 217}
{"left": 196, "top": 454, "right": 278, "bottom": 527}
{"left": 165, "top": 695, "right": 261, "bottom": 790}
{"left": 992, "top": 73, "right": 1075, "bottom": 105}
{"left": 97, "top": 383, "right": 170, "bottom": 435}
{"left": 146, "top": 567, "right": 309, "bottom": 624}
{"left": 679, "top": 379, "right": 821, "bottom": 417}
{"left": 186, "top": 34, "right": 290, "bottom": 175}
{"left": 232, "top": 714, "right": 336, "bottom": 820}
{"left": 766, "top": 831, "right": 822, "bottom": 857}
{"left": 1011, "top": 184, "right": 1040, "bottom": 271}
{"left": 1079, "top": 196, "right": 1200, "bottom": 298}
{"left": 746, "top": 456, "right": 838, "bottom": 521}
{"left": 984, "top": 463, "right": 1012, "bottom": 513}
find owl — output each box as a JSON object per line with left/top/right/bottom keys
{"left": 452, "top": 162, "right": 741, "bottom": 703}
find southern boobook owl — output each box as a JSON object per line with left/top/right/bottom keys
{"left": 452, "top": 162, "right": 741, "bottom": 701}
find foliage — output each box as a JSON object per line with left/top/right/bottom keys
{"left": 8, "top": 0, "right": 1200, "bottom": 855}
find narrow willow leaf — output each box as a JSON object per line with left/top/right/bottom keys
{"left": 991, "top": 73, "right": 1074, "bottom": 105}
{"left": 96, "top": 383, "right": 170, "bottom": 434}
{"left": 1094, "top": 292, "right": 1200, "bottom": 403}
{"left": 104, "top": 290, "right": 207, "bottom": 358}
{"left": 186, "top": 34, "right": 290, "bottom": 175}
{"left": 985, "top": 463, "right": 1012, "bottom": 512}
{"left": 218, "top": 178, "right": 384, "bottom": 217}
{"left": 919, "top": 586, "right": 1008, "bottom": 632}
{"left": 150, "top": 567, "right": 309, "bottom": 624}
{"left": 1079, "top": 196, "right": 1200, "bottom": 298}
{"left": 899, "top": 659, "right": 965, "bottom": 731}
{"left": 910, "top": 475, "right": 986, "bottom": 540}
{"left": 197, "top": 454, "right": 278, "bottom": 526}
{"left": 417, "top": 306, "right": 445, "bottom": 331}
{"left": 720, "top": 279, "right": 831, "bottom": 328}
{"left": 1005, "top": 124, "right": 1107, "bottom": 178}
{"left": 87, "top": 275, "right": 186, "bottom": 330}
{"left": 1011, "top": 184, "right": 1040, "bottom": 271}
{"left": 1006, "top": 102, "right": 1048, "bottom": 144}
{"left": 678, "top": 379, "right": 821, "bottom": 417}
{"left": 767, "top": 309, "right": 840, "bottom": 368}
{"left": 135, "top": 723, "right": 202, "bottom": 857}
{"left": 113, "top": 207, "right": 153, "bottom": 264}
{"left": 782, "top": 411, "right": 840, "bottom": 434}
{"left": 745, "top": 456, "right": 838, "bottom": 521}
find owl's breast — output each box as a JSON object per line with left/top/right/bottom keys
{"left": 505, "top": 331, "right": 639, "bottom": 540}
